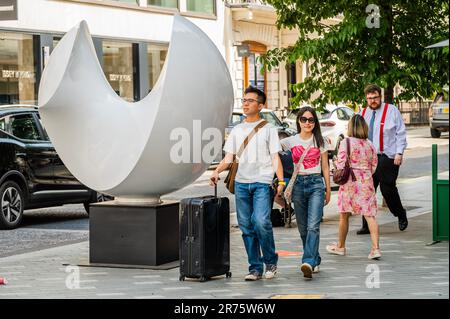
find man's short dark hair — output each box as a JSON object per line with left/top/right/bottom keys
{"left": 364, "top": 84, "right": 382, "bottom": 96}
{"left": 244, "top": 86, "right": 266, "bottom": 105}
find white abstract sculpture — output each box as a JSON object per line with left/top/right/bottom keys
{"left": 38, "top": 16, "right": 233, "bottom": 203}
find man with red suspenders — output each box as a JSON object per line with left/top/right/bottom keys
{"left": 357, "top": 84, "right": 408, "bottom": 234}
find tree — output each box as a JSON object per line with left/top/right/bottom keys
{"left": 260, "top": 0, "right": 449, "bottom": 109}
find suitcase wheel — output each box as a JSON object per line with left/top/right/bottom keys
{"left": 226, "top": 272, "right": 232, "bottom": 278}
{"left": 179, "top": 275, "right": 185, "bottom": 281}
{"left": 200, "top": 276, "right": 208, "bottom": 282}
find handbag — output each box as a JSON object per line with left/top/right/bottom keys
{"left": 224, "top": 120, "right": 268, "bottom": 194}
{"left": 283, "top": 144, "right": 312, "bottom": 203}
{"left": 332, "top": 138, "right": 356, "bottom": 185}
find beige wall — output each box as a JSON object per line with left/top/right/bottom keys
{"left": 231, "top": 20, "right": 280, "bottom": 112}
{"left": 227, "top": 7, "right": 331, "bottom": 117}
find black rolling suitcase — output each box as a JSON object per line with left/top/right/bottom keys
{"left": 179, "top": 186, "right": 232, "bottom": 282}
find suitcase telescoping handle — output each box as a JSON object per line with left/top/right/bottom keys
{"left": 214, "top": 183, "right": 217, "bottom": 198}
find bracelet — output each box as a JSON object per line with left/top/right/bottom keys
{"left": 278, "top": 181, "right": 286, "bottom": 186}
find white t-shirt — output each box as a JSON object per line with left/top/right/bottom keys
{"left": 280, "top": 134, "right": 329, "bottom": 175}
{"left": 223, "top": 119, "right": 281, "bottom": 184}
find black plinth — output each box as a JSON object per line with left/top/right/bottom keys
{"left": 89, "top": 200, "right": 179, "bottom": 267}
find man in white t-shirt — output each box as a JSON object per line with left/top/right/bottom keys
{"left": 210, "top": 86, "right": 284, "bottom": 281}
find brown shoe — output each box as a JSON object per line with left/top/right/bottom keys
{"left": 300, "top": 263, "right": 313, "bottom": 279}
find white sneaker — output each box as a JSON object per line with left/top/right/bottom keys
{"left": 264, "top": 265, "right": 277, "bottom": 279}
{"left": 313, "top": 265, "right": 320, "bottom": 273}
{"left": 300, "top": 263, "right": 313, "bottom": 279}
{"left": 244, "top": 272, "right": 262, "bottom": 281}
{"left": 326, "top": 242, "right": 346, "bottom": 256}
{"left": 368, "top": 249, "right": 381, "bottom": 260}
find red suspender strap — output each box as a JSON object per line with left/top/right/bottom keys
{"left": 362, "top": 107, "right": 367, "bottom": 117}
{"left": 380, "top": 102, "right": 389, "bottom": 152}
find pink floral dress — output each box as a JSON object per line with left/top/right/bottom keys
{"left": 336, "top": 137, "right": 378, "bottom": 216}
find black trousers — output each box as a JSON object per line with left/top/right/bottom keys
{"left": 362, "top": 154, "right": 406, "bottom": 228}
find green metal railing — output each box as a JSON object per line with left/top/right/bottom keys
{"left": 432, "top": 144, "right": 449, "bottom": 241}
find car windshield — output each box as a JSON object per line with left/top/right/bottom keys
{"left": 433, "top": 92, "right": 449, "bottom": 104}
{"left": 229, "top": 113, "right": 244, "bottom": 126}
{"left": 317, "top": 109, "right": 331, "bottom": 119}
{"left": 229, "top": 111, "right": 282, "bottom": 127}
{"left": 260, "top": 112, "right": 282, "bottom": 126}
{"left": 288, "top": 108, "right": 331, "bottom": 120}
{"left": 286, "top": 111, "right": 298, "bottom": 121}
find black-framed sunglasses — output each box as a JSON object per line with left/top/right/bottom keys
{"left": 299, "top": 116, "right": 315, "bottom": 124}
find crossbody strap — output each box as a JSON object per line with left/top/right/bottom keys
{"left": 236, "top": 120, "right": 268, "bottom": 158}
{"left": 345, "top": 137, "right": 351, "bottom": 166}
{"left": 345, "top": 138, "right": 357, "bottom": 181}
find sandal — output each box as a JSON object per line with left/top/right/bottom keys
{"left": 368, "top": 248, "right": 381, "bottom": 260}
{"left": 326, "top": 242, "right": 346, "bottom": 256}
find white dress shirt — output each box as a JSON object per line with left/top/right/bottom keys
{"left": 360, "top": 102, "right": 407, "bottom": 159}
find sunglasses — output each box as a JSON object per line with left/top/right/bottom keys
{"left": 299, "top": 116, "right": 315, "bottom": 124}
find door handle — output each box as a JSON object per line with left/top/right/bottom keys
{"left": 15, "top": 152, "right": 27, "bottom": 157}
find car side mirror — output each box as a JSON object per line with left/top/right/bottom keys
{"left": 282, "top": 122, "right": 289, "bottom": 129}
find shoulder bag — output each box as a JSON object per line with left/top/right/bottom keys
{"left": 332, "top": 138, "right": 356, "bottom": 185}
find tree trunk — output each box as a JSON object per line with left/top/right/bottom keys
{"left": 384, "top": 86, "right": 394, "bottom": 104}
{"left": 381, "top": 3, "right": 394, "bottom": 104}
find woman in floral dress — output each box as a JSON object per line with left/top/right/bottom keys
{"left": 326, "top": 114, "right": 381, "bottom": 260}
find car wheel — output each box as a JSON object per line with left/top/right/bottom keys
{"left": 430, "top": 128, "right": 441, "bottom": 138}
{"left": 83, "top": 192, "right": 114, "bottom": 214}
{"left": 0, "top": 181, "right": 25, "bottom": 229}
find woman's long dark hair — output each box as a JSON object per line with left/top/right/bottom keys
{"left": 296, "top": 106, "right": 324, "bottom": 148}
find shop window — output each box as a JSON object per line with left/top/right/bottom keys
{"left": 147, "top": 44, "right": 168, "bottom": 91}
{"left": 248, "top": 53, "right": 265, "bottom": 93}
{"left": 242, "top": 42, "right": 267, "bottom": 95}
{"left": 0, "top": 32, "right": 36, "bottom": 105}
{"left": 186, "top": 0, "right": 215, "bottom": 14}
{"left": 148, "top": 0, "right": 178, "bottom": 8}
{"left": 103, "top": 41, "right": 134, "bottom": 102}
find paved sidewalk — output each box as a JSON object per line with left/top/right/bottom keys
{"left": 0, "top": 209, "right": 447, "bottom": 299}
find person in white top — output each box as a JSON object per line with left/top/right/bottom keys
{"left": 357, "top": 84, "right": 408, "bottom": 234}
{"left": 210, "top": 86, "right": 284, "bottom": 281}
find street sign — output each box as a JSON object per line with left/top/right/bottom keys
{"left": 0, "top": 0, "right": 17, "bottom": 21}
{"left": 237, "top": 44, "right": 250, "bottom": 57}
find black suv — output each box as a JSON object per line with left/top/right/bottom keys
{"left": 0, "top": 105, "right": 108, "bottom": 229}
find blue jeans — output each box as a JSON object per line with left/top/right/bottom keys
{"left": 235, "top": 181, "right": 278, "bottom": 274}
{"left": 291, "top": 175, "right": 325, "bottom": 268}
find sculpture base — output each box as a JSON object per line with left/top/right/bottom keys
{"left": 89, "top": 200, "right": 179, "bottom": 267}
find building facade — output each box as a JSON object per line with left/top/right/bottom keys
{"left": 1, "top": 0, "right": 342, "bottom": 119}
{"left": 225, "top": 0, "right": 343, "bottom": 117}
{"left": 0, "top": 0, "right": 225, "bottom": 105}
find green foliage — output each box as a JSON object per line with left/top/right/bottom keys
{"left": 261, "top": 0, "right": 449, "bottom": 109}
